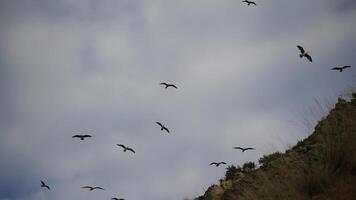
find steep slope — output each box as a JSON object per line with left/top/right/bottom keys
{"left": 196, "top": 94, "right": 356, "bottom": 200}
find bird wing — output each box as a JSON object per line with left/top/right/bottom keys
{"left": 82, "top": 135, "right": 91, "bottom": 138}
{"left": 117, "top": 144, "right": 126, "bottom": 149}
{"left": 170, "top": 84, "right": 178, "bottom": 89}
{"left": 112, "top": 198, "right": 119, "bottom": 200}
{"left": 342, "top": 66, "right": 351, "bottom": 69}
{"left": 245, "top": 148, "right": 255, "bottom": 151}
{"left": 297, "top": 45, "right": 305, "bottom": 53}
{"left": 305, "top": 53, "right": 312, "bottom": 62}
{"left": 72, "top": 135, "right": 80, "bottom": 138}
{"left": 233, "top": 147, "right": 243, "bottom": 150}
{"left": 251, "top": 1, "right": 257, "bottom": 5}
{"left": 81, "top": 186, "right": 93, "bottom": 189}
{"left": 210, "top": 162, "right": 218, "bottom": 165}
{"left": 127, "top": 148, "right": 136, "bottom": 153}
{"left": 331, "top": 67, "right": 341, "bottom": 70}
{"left": 220, "top": 162, "right": 227, "bottom": 165}
{"left": 156, "top": 122, "right": 163, "bottom": 127}
{"left": 40, "top": 180, "right": 45, "bottom": 185}
{"left": 93, "top": 187, "right": 105, "bottom": 190}
{"left": 163, "top": 127, "right": 170, "bottom": 133}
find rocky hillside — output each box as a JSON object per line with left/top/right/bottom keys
{"left": 196, "top": 94, "right": 356, "bottom": 200}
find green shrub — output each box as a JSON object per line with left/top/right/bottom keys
{"left": 258, "top": 152, "right": 283, "bottom": 168}
{"left": 225, "top": 165, "right": 242, "bottom": 181}
{"left": 242, "top": 161, "right": 256, "bottom": 172}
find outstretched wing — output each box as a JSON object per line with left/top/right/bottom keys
{"left": 245, "top": 148, "right": 255, "bottom": 151}
{"left": 304, "top": 53, "right": 312, "bottom": 62}
{"left": 342, "top": 65, "right": 351, "bottom": 69}
{"left": 251, "top": 1, "right": 257, "bottom": 5}
{"left": 169, "top": 84, "right": 178, "bottom": 89}
{"left": 233, "top": 147, "right": 243, "bottom": 151}
{"left": 81, "top": 186, "right": 93, "bottom": 189}
{"left": 156, "top": 122, "right": 163, "bottom": 127}
{"left": 117, "top": 144, "right": 126, "bottom": 149}
{"left": 163, "top": 127, "right": 170, "bottom": 133}
{"left": 331, "top": 67, "right": 341, "bottom": 71}
{"left": 93, "top": 187, "right": 105, "bottom": 190}
{"left": 126, "top": 148, "right": 136, "bottom": 153}
{"left": 220, "top": 162, "right": 227, "bottom": 165}
{"left": 297, "top": 45, "right": 305, "bottom": 54}
{"left": 72, "top": 135, "right": 80, "bottom": 138}
{"left": 210, "top": 162, "right": 218, "bottom": 166}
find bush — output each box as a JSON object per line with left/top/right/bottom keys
{"left": 242, "top": 161, "right": 256, "bottom": 172}
{"left": 225, "top": 165, "right": 242, "bottom": 181}
{"left": 258, "top": 152, "right": 283, "bottom": 168}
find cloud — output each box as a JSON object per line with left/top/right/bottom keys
{"left": 1, "top": 0, "right": 356, "bottom": 200}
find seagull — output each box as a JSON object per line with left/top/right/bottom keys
{"left": 331, "top": 66, "right": 351, "bottom": 72}
{"left": 156, "top": 122, "right": 170, "bottom": 133}
{"left": 233, "top": 147, "right": 255, "bottom": 152}
{"left": 81, "top": 186, "right": 105, "bottom": 191}
{"left": 297, "top": 45, "right": 312, "bottom": 62}
{"left": 242, "top": 0, "right": 257, "bottom": 6}
{"left": 116, "top": 144, "right": 136, "bottom": 153}
{"left": 40, "top": 180, "right": 50, "bottom": 190}
{"left": 72, "top": 134, "right": 92, "bottom": 140}
{"left": 112, "top": 197, "right": 125, "bottom": 200}
{"left": 210, "top": 162, "right": 227, "bottom": 167}
{"left": 160, "top": 82, "right": 178, "bottom": 89}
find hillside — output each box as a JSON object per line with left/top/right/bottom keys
{"left": 195, "top": 93, "right": 356, "bottom": 200}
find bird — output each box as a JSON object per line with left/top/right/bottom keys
{"left": 331, "top": 66, "right": 351, "bottom": 72}
{"left": 156, "top": 122, "right": 170, "bottom": 133}
{"left": 210, "top": 162, "right": 227, "bottom": 167}
{"left": 116, "top": 144, "right": 136, "bottom": 153}
{"left": 242, "top": 0, "right": 257, "bottom": 6}
{"left": 72, "top": 134, "right": 92, "bottom": 140}
{"left": 81, "top": 186, "right": 105, "bottom": 191}
{"left": 40, "top": 180, "right": 50, "bottom": 190}
{"left": 160, "top": 82, "right": 178, "bottom": 89}
{"left": 112, "top": 197, "right": 125, "bottom": 200}
{"left": 233, "top": 147, "right": 255, "bottom": 152}
{"left": 297, "top": 45, "right": 312, "bottom": 62}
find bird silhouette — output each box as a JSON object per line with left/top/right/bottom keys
{"left": 233, "top": 147, "right": 255, "bottom": 152}
{"left": 72, "top": 134, "right": 92, "bottom": 140}
{"left": 210, "top": 162, "right": 227, "bottom": 167}
{"left": 81, "top": 186, "right": 105, "bottom": 191}
{"left": 160, "top": 82, "right": 178, "bottom": 89}
{"left": 117, "top": 144, "right": 136, "bottom": 153}
{"left": 297, "top": 45, "right": 312, "bottom": 62}
{"left": 112, "top": 197, "right": 125, "bottom": 200}
{"left": 40, "top": 180, "right": 50, "bottom": 190}
{"left": 156, "top": 122, "right": 170, "bottom": 133}
{"left": 242, "top": 0, "right": 257, "bottom": 6}
{"left": 331, "top": 66, "right": 351, "bottom": 72}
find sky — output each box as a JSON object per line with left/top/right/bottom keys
{"left": 0, "top": 0, "right": 356, "bottom": 200}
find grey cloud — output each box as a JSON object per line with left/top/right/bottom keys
{"left": 1, "top": 0, "right": 356, "bottom": 200}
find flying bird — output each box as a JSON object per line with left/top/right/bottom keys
{"left": 72, "top": 134, "right": 92, "bottom": 140}
{"left": 112, "top": 197, "right": 125, "bottom": 200}
{"left": 81, "top": 186, "right": 105, "bottom": 191}
{"left": 242, "top": 0, "right": 257, "bottom": 6}
{"left": 116, "top": 144, "right": 136, "bottom": 153}
{"left": 297, "top": 45, "right": 312, "bottom": 62}
{"left": 210, "top": 162, "right": 227, "bottom": 167}
{"left": 233, "top": 147, "right": 255, "bottom": 152}
{"left": 156, "top": 122, "right": 170, "bottom": 133}
{"left": 40, "top": 180, "right": 50, "bottom": 190}
{"left": 331, "top": 66, "right": 351, "bottom": 72}
{"left": 160, "top": 82, "right": 178, "bottom": 89}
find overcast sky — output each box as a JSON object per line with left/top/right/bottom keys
{"left": 0, "top": 0, "right": 356, "bottom": 200}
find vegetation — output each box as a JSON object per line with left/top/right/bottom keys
{"left": 195, "top": 94, "right": 356, "bottom": 200}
